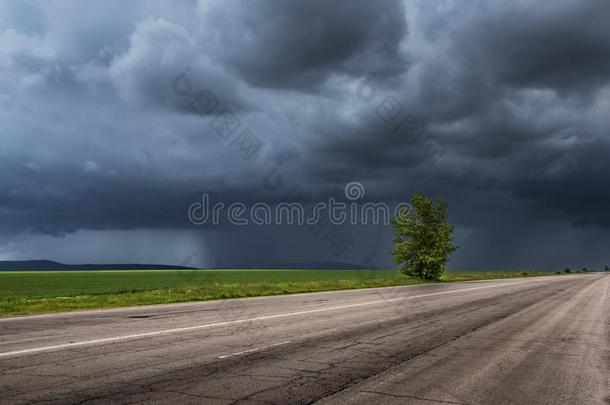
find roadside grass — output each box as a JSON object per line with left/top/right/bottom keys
{"left": 0, "top": 269, "right": 562, "bottom": 317}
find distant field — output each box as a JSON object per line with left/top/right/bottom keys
{"left": 0, "top": 269, "right": 562, "bottom": 317}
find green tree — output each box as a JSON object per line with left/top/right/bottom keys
{"left": 392, "top": 192, "right": 457, "bottom": 281}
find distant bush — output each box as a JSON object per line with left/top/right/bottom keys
{"left": 581, "top": 268, "right": 588, "bottom": 273}
{"left": 576, "top": 270, "right": 581, "bottom": 273}
{"left": 564, "top": 268, "right": 572, "bottom": 273}
{"left": 555, "top": 271, "right": 561, "bottom": 275}
{"left": 520, "top": 271, "right": 528, "bottom": 277}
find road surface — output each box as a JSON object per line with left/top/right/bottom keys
{"left": 0, "top": 274, "right": 608, "bottom": 404}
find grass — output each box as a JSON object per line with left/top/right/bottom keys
{"left": 0, "top": 269, "right": 561, "bottom": 317}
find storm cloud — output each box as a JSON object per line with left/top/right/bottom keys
{"left": 1, "top": 0, "right": 609, "bottom": 269}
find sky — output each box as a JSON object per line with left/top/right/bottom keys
{"left": 1, "top": 0, "right": 609, "bottom": 270}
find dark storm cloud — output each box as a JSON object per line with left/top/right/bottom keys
{"left": 470, "top": 0, "right": 610, "bottom": 92}
{"left": 200, "top": 0, "right": 408, "bottom": 89}
{"left": 509, "top": 143, "right": 610, "bottom": 228}
{"left": 1, "top": 0, "right": 610, "bottom": 268}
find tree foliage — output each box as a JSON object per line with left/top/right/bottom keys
{"left": 392, "top": 193, "right": 457, "bottom": 281}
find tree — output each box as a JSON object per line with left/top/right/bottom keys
{"left": 392, "top": 192, "right": 456, "bottom": 281}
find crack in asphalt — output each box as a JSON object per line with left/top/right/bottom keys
{"left": 1, "top": 277, "right": 602, "bottom": 404}
{"left": 360, "top": 390, "right": 468, "bottom": 404}
{"left": 4, "top": 287, "right": 547, "bottom": 402}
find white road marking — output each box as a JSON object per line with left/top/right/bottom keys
{"left": 0, "top": 275, "right": 572, "bottom": 323}
{"left": 218, "top": 341, "right": 291, "bottom": 359}
{"left": 0, "top": 278, "right": 565, "bottom": 358}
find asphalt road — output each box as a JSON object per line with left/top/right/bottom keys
{"left": 0, "top": 274, "right": 608, "bottom": 404}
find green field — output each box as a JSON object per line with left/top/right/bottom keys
{"left": 0, "top": 269, "right": 560, "bottom": 317}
